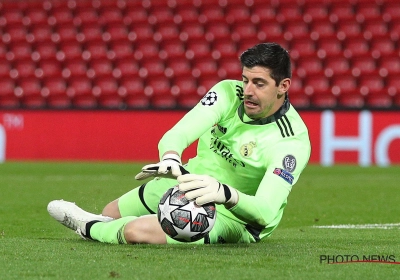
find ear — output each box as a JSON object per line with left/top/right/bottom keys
{"left": 278, "top": 78, "right": 291, "bottom": 95}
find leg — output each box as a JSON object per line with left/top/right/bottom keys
{"left": 123, "top": 215, "right": 167, "bottom": 244}
{"left": 102, "top": 199, "right": 121, "bottom": 219}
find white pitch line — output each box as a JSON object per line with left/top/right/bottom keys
{"left": 313, "top": 223, "right": 400, "bottom": 229}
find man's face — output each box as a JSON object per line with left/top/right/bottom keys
{"left": 242, "top": 66, "right": 290, "bottom": 120}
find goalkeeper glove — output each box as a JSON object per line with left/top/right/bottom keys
{"left": 135, "top": 154, "right": 188, "bottom": 180}
{"left": 178, "top": 174, "right": 238, "bottom": 207}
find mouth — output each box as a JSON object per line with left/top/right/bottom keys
{"left": 244, "top": 99, "right": 259, "bottom": 108}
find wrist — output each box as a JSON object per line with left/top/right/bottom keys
{"left": 161, "top": 153, "right": 181, "bottom": 164}
{"left": 223, "top": 184, "right": 239, "bottom": 209}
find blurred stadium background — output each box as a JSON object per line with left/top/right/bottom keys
{"left": 0, "top": 0, "right": 399, "bottom": 110}
{"left": 0, "top": 0, "right": 399, "bottom": 165}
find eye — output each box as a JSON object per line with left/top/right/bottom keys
{"left": 256, "top": 83, "right": 265, "bottom": 88}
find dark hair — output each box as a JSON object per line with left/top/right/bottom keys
{"left": 239, "top": 43, "right": 292, "bottom": 86}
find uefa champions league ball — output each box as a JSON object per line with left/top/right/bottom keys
{"left": 157, "top": 186, "right": 216, "bottom": 242}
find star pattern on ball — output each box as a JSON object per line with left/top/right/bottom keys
{"left": 158, "top": 193, "right": 180, "bottom": 223}
{"left": 201, "top": 91, "right": 217, "bottom": 106}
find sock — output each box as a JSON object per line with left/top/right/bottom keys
{"left": 87, "top": 216, "right": 137, "bottom": 244}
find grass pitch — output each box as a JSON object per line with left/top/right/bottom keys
{"left": 1, "top": 162, "right": 400, "bottom": 279}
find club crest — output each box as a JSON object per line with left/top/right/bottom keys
{"left": 283, "top": 155, "right": 296, "bottom": 172}
{"left": 240, "top": 141, "right": 256, "bottom": 158}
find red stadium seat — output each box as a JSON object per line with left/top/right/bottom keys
{"left": 200, "top": 5, "right": 225, "bottom": 22}
{"left": 142, "top": 59, "right": 166, "bottom": 76}
{"left": 382, "top": 2, "right": 400, "bottom": 20}
{"left": 192, "top": 58, "right": 218, "bottom": 76}
{"left": 205, "top": 22, "right": 231, "bottom": 40}
{"left": 104, "top": 23, "right": 129, "bottom": 41}
{"left": 330, "top": 3, "right": 355, "bottom": 21}
{"left": 225, "top": 6, "right": 251, "bottom": 23}
{"left": 186, "top": 40, "right": 211, "bottom": 59}
{"left": 356, "top": 3, "right": 382, "bottom": 21}
{"left": 113, "top": 59, "right": 139, "bottom": 78}
{"left": 36, "top": 59, "right": 63, "bottom": 79}
{"left": 59, "top": 41, "right": 83, "bottom": 60}
{"left": 379, "top": 56, "right": 400, "bottom": 75}
{"left": 31, "top": 24, "right": 53, "bottom": 43}
{"left": 88, "top": 59, "right": 113, "bottom": 78}
{"left": 52, "top": 7, "right": 74, "bottom": 25}
{"left": 318, "top": 38, "right": 343, "bottom": 57}
{"left": 197, "top": 74, "right": 220, "bottom": 95}
{"left": 68, "top": 76, "right": 97, "bottom": 108}
{"left": 42, "top": 77, "right": 70, "bottom": 108}
{"left": 64, "top": 59, "right": 88, "bottom": 78}
{"left": 148, "top": 7, "right": 174, "bottom": 23}
{"left": 364, "top": 21, "right": 388, "bottom": 38}
{"left": 84, "top": 40, "right": 109, "bottom": 60}
{"left": 344, "top": 38, "right": 370, "bottom": 57}
{"left": 331, "top": 75, "right": 358, "bottom": 94}
{"left": 386, "top": 75, "right": 400, "bottom": 96}
{"left": 166, "top": 57, "right": 191, "bottom": 77}
{"left": 0, "top": 78, "right": 18, "bottom": 108}
{"left": 278, "top": 6, "right": 303, "bottom": 21}
{"left": 32, "top": 41, "right": 58, "bottom": 60}
{"left": 119, "top": 77, "right": 150, "bottom": 108}
{"left": 250, "top": 4, "right": 276, "bottom": 22}
{"left": 284, "top": 20, "right": 310, "bottom": 40}
{"left": 135, "top": 40, "right": 160, "bottom": 59}
{"left": 309, "top": 20, "right": 336, "bottom": 40}
{"left": 180, "top": 23, "right": 206, "bottom": 40}
{"left": 336, "top": 20, "right": 362, "bottom": 40}
{"left": 311, "top": 92, "right": 337, "bottom": 108}
{"left": 16, "top": 77, "right": 45, "bottom": 108}
{"left": 231, "top": 22, "right": 258, "bottom": 41}
{"left": 290, "top": 39, "right": 317, "bottom": 59}
{"left": 80, "top": 24, "right": 103, "bottom": 42}
{"left": 99, "top": 7, "right": 123, "bottom": 25}
{"left": 258, "top": 22, "right": 284, "bottom": 41}
{"left": 129, "top": 23, "right": 154, "bottom": 41}
{"left": 324, "top": 56, "right": 351, "bottom": 76}
{"left": 351, "top": 56, "right": 377, "bottom": 76}
{"left": 175, "top": 5, "right": 200, "bottom": 23}
{"left": 0, "top": 59, "right": 12, "bottom": 78}
{"left": 125, "top": 6, "right": 148, "bottom": 24}
{"left": 93, "top": 77, "right": 121, "bottom": 108}
{"left": 74, "top": 7, "right": 99, "bottom": 25}
{"left": 8, "top": 42, "right": 33, "bottom": 60}
{"left": 155, "top": 23, "right": 180, "bottom": 41}
{"left": 3, "top": 24, "right": 28, "bottom": 43}
{"left": 359, "top": 75, "right": 385, "bottom": 95}
{"left": 25, "top": 8, "right": 48, "bottom": 25}
{"left": 370, "top": 38, "right": 395, "bottom": 57}
{"left": 160, "top": 39, "right": 186, "bottom": 59}
{"left": 295, "top": 57, "right": 324, "bottom": 77}
{"left": 55, "top": 24, "right": 78, "bottom": 42}
{"left": 219, "top": 57, "right": 242, "bottom": 79}
{"left": 288, "top": 76, "right": 310, "bottom": 108}
{"left": 303, "top": 3, "right": 329, "bottom": 22}
{"left": 11, "top": 60, "right": 36, "bottom": 79}
{"left": 337, "top": 92, "right": 365, "bottom": 108}
{"left": 109, "top": 40, "right": 133, "bottom": 59}
{"left": 2, "top": 9, "right": 24, "bottom": 25}
{"left": 304, "top": 76, "right": 330, "bottom": 95}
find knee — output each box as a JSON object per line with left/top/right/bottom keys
{"left": 102, "top": 199, "right": 121, "bottom": 219}
{"left": 123, "top": 216, "right": 167, "bottom": 244}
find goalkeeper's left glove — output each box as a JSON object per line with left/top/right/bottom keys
{"left": 177, "top": 174, "right": 238, "bottom": 207}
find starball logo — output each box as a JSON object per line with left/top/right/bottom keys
{"left": 320, "top": 254, "right": 400, "bottom": 264}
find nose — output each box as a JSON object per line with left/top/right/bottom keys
{"left": 243, "top": 82, "right": 254, "bottom": 96}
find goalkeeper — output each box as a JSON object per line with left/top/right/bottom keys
{"left": 48, "top": 42, "right": 311, "bottom": 244}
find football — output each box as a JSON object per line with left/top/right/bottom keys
{"left": 157, "top": 186, "right": 216, "bottom": 242}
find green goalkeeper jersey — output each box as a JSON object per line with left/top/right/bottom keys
{"left": 158, "top": 80, "right": 311, "bottom": 240}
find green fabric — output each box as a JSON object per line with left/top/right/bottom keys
{"left": 89, "top": 216, "right": 136, "bottom": 244}
{"left": 156, "top": 80, "right": 311, "bottom": 240}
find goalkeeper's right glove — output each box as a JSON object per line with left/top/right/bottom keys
{"left": 134, "top": 154, "right": 188, "bottom": 180}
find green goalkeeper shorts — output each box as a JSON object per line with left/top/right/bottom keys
{"left": 118, "top": 177, "right": 256, "bottom": 244}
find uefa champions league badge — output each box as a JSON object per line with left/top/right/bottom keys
{"left": 283, "top": 155, "right": 296, "bottom": 172}
{"left": 201, "top": 91, "right": 217, "bottom": 106}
